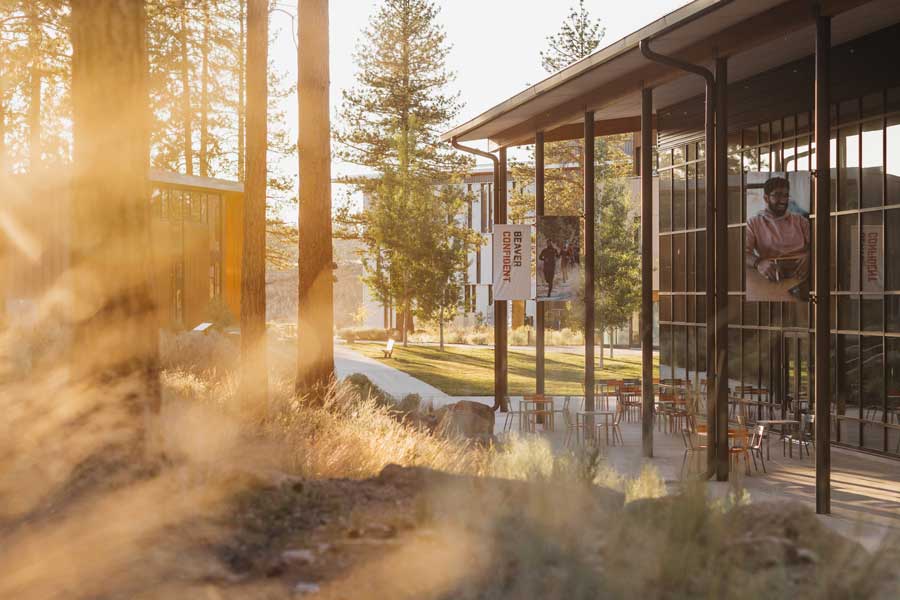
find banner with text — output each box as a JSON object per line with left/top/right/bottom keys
{"left": 492, "top": 224, "right": 532, "bottom": 300}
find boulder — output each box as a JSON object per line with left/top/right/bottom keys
{"left": 438, "top": 400, "right": 495, "bottom": 442}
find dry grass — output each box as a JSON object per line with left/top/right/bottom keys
{"left": 3, "top": 328, "right": 898, "bottom": 599}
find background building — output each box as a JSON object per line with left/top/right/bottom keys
{"left": 1, "top": 171, "right": 244, "bottom": 331}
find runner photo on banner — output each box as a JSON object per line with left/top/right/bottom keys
{"left": 536, "top": 215, "right": 581, "bottom": 301}
{"left": 744, "top": 171, "right": 812, "bottom": 302}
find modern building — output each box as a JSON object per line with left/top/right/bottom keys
{"left": 443, "top": 0, "right": 900, "bottom": 511}
{"left": 356, "top": 158, "right": 658, "bottom": 349}
{"left": 1, "top": 170, "right": 244, "bottom": 330}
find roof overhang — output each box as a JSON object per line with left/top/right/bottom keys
{"left": 442, "top": 0, "right": 899, "bottom": 149}
{"left": 149, "top": 169, "right": 244, "bottom": 193}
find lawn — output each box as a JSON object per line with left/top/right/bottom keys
{"left": 349, "top": 342, "right": 657, "bottom": 396}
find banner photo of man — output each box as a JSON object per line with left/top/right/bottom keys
{"left": 744, "top": 171, "right": 812, "bottom": 302}
{"left": 536, "top": 216, "right": 580, "bottom": 301}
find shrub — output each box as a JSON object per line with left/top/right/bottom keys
{"left": 465, "top": 328, "right": 493, "bottom": 345}
{"left": 343, "top": 372, "right": 394, "bottom": 408}
{"left": 159, "top": 330, "right": 238, "bottom": 376}
{"left": 547, "top": 327, "right": 584, "bottom": 346}
{"left": 338, "top": 327, "right": 393, "bottom": 342}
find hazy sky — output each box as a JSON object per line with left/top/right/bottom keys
{"left": 270, "top": 0, "right": 689, "bottom": 177}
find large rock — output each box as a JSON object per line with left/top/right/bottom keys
{"left": 438, "top": 400, "right": 495, "bottom": 442}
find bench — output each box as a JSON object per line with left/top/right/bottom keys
{"left": 382, "top": 339, "right": 395, "bottom": 358}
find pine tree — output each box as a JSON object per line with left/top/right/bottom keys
{"left": 409, "top": 184, "right": 476, "bottom": 350}
{"left": 296, "top": 0, "right": 334, "bottom": 392}
{"left": 69, "top": 0, "right": 159, "bottom": 428}
{"left": 240, "top": 0, "right": 267, "bottom": 413}
{"left": 539, "top": 0, "right": 605, "bottom": 73}
{"left": 334, "top": 0, "right": 472, "bottom": 346}
{"left": 509, "top": 0, "right": 636, "bottom": 364}
{"left": 0, "top": 0, "right": 70, "bottom": 174}
{"left": 595, "top": 180, "right": 640, "bottom": 362}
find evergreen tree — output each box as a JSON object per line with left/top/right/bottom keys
{"left": 296, "top": 0, "right": 334, "bottom": 392}
{"left": 595, "top": 180, "right": 640, "bottom": 363}
{"left": 0, "top": 0, "right": 70, "bottom": 174}
{"left": 539, "top": 0, "right": 605, "bottom": 73}
{"left": 334, "top": 0, "right": 473, "bottom": 346}
{"left": 509, "top": 0, "right": 638, "bottom": 363}
{"left": 240, "top": 0, "right": 268, "bottom": 413}
{"left": 69, "top": 0, "right": 159, "bottom": 428}
{"left": 410, "top": 184, "right": 474, "bottom": 350}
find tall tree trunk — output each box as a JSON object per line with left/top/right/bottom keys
{"left": 199, "top": 0, "right": 210, "bottom": 177}
{"left": 178, "top": 0, "right": 193, "bottom": 175}
{"left": 27, "top": 2, "right": 42, "bottom": 173}
{"left": 237, "top": 0, "right": 246, "bottom": 181}
{"left": 241, "top": 0, "right": 268, "bottom": 411}
{"left": 439, "top": 304, "right": 444, "bottom": 351}
{"left": 69, "top": 0, "right": 158, "bottom": 437}
{"left": 0, "top": 98, "right": 7, "bottom": 174}
{"left": 296, "top": 0, "right": 334, "bottom": 393}
{"left": 597, "top": 319, "right": 604, "bottom": 369}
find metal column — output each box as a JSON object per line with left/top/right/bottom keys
{"left": 495, "top": 147, "right": 509, "bottom": 411}
{"left": 641, "top": 88, "right": 654, "bottom": 458}
{"left": 714, "top": 56, "right": 729, "bottom": 481}
{"left": 814, "top": 11, "right": 832, "bottom": 515}
{"left": 584, "top": 112, "right": 596, "bottom": 412}
{"left": 639, "top": 39, "right": 718, "bottom": 477}
{"left": 536, "top": 132, "right": 546, "bottom": 396}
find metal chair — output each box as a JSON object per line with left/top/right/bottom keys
{"left": 502, "top": 397, "right": 522, "bottom": 433}
{"left": 680, "top": 427, "right": 707, "bottom": 479}
{"left": 784, "top": 413, "right": 814, "bottom": 457}
{"left": 609, "top": 403, "right": 625, "bottom": 446}
{"left": 748, "top": 424, "right": 767, "bottom": 473}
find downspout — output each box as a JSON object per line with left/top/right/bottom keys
{"left": 450, "top": 136, "right": 506, "bottom": 412}
{"left": 639, "top": 38, "right": 721, "bottom": 480}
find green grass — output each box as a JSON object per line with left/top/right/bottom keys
{"left": 349, "top": 342, "right": 656, "bottom": 396}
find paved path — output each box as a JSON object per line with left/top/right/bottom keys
{"left": 334, "top": 343, "right": 450, "bottom": 404}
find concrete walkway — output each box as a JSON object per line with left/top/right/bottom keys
{"left": 334, "top": 342, "right": 450, "bottom": 404}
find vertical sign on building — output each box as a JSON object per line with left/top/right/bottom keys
{"left": 492, "top": 224, "right": 532, "bottom": 300}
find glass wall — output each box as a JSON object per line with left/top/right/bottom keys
{"left": 658, "top": 86, "right": 900, "bottom": 457}
{"left": 657, "top": 141, "right": 707, "bottom": 390}
{"left": 150, "top": 186, "right": 225, "bottom": 324}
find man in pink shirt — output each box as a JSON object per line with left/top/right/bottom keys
{"left": 745, "top": 176, "right": 811, "bottom": 284}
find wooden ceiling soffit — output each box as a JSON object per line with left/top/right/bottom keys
{"left": 490, "top": 0, "right": 871, "bottom": 149}
{"left": 511, "top": 115, "right": 656, "bottom": 147}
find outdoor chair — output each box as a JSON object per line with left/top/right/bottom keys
{"left": 656, "top": 392, "right": 676, "bottom": 433}
{"left": 784, "top": 413, "right": 814, "bottom": 457}
{"left": 522, "top": 393, "right": 554, "bottom": 432}
{"left": 748, "top": 424, "right": 767, "bottom": 473}
{"left": 382, "top": 338, "right": 395, "bottom": 358}
{"left": 620, "top": 385, "right": 642, "bottom": 423}
{"left": 609, "top": 403, "right": 625, "bottom": 446}
{"left": 680, "top": 428, "right": 707, "bottom": 479}
{"left": 564, "top": 407, "right": 580, "bottom": 448}
{"left": 595, "top": 380, "right": 618, "bottom": 411}
{"left": 729, "top": 427, "right": 752, "bottom": 476}
{"left": 552, "top": 396, "right": 571, "bottom": 432}
{"left": 502, "top": 397, "right": 523, "bottom": 433}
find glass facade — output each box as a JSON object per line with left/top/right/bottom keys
{"left": 659, "top": 87, "right": 900, "bottom": 457}
{"left": 150, "top": 186, "right": 224, "bottom": 325}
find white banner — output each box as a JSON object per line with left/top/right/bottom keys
{"left": 492, "top": 224, "right": 532, "bottom": 300}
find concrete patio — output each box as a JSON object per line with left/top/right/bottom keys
{"left": 334, "top": 344, "right": 899, "bottom": 550}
